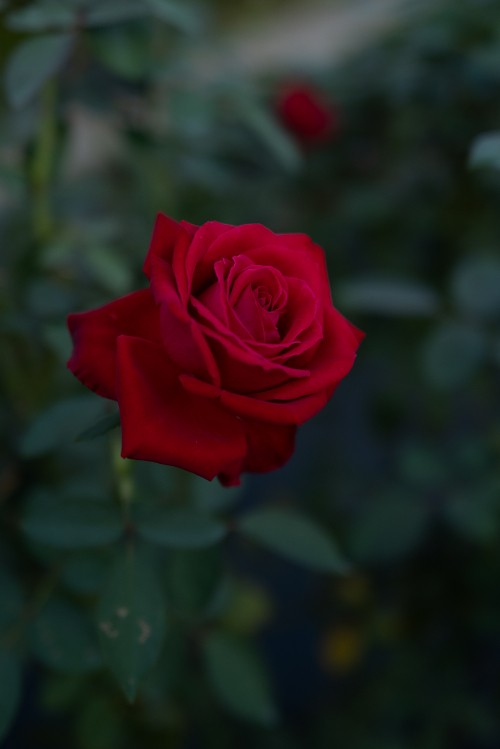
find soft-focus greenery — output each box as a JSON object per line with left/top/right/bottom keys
{"left": 1, "top": 0, "right": 500, "bottom": 747}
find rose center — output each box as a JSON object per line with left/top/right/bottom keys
{"left": 255, "top": 285, "right": 273, "bottom": 310}
{"left": 198, "top": 255, "right": 289, "bottom": 345}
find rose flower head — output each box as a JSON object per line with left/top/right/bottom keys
{"left": 276, "top": 82, "right": 339, "bottom": 144}
{"left": 67, "top": 216, "right": 363, "bottom": 485}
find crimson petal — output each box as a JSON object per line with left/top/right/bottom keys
{"left": 257, "top": 307, "right": 363, "bottom": 402}
{"left": 143, "top": 213, "right": 182, "bottom": 275}
{"left": 67, "top": 289, "right": 160, "bottom": 400}
{"left": 179, "top": 374, "right": 327, "bottom": 426}
{"left": 116, "top": 336, "right": 247, "bottom": 481}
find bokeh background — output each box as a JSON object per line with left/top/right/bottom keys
{"left": 2, "top": 0, "right": 500, "bottom": 747}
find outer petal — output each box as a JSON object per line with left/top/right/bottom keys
{"left": 247, "top": 240, "right": 331, "bottom": 305}
{"left": 143, "top": 213, "right": 196, "bottom": 303}
{"left": 184, "top": 220, "right": 235, "bottom": 292}
{"left": 218, "top": 422, "right": 296, "bottom": 486}
{"left": 116, "top": 336, "right": 247, "bottom": 481}
{"left": 243, "top": 421, "right": 296, "bottom": 474}
{"left": 67, "top": 289, "right": 160, "bottom": 400}
{"left": 256, "top": 307, "right": 363, "bottom": 402}
{"left": 190, "top": 224, "right": 277, "bottom": 292}
{"left": 143, "top": 213, "right": 183, "bottom": 275}
{"left": 178, "top": 305, "right": 364, "bottom": 426}
{"left": 149, "top": 255, "right": 221, "bottom": 385}
{"left": 192, "top": 225, "right": 331, "bottom": 303}
{"left": 179, "top": 374, "right": 327, "bottom": 426}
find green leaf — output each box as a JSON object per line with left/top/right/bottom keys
{"left": 20, "top": 396, "right": 108, "bottom": 458}
{"left": 422, "top": 322, "right": 487, "bottom": 389}
{"left": 97, "top": 549, "right": 167, "bottom": 701}
{"left": 191, "top": 474, "right": 243, "bottom": 513}
{"left": 0, "top": 566, "right": 24, "bottom": 633}
{"left": 337, "top": 278, "right": 440, "bottom": 317}
{"left": 22, "top": 490, "right": 123, "bottom": 548}
{"left": 84, "top": 247, "right": 132, "bottom": 295}
{"left": 203, "top": 632, "right": 278, "bottom": 726}
{"left": 76, "top": 412, "right": 120, "bottom": 442}
{"left": 398, "top": 444, "right": 449, "bottom": 491}
{"left": 469, "top": 131, "right": 500, "bottom": 170}
{"left": 89, "top": 27, "right": 150, "bottom": 80}
{"left": 6, "top": 2, "right": 75, "bottom": 32}
{"left": 144, "top": 0, "right": 201, "bottom": 34}
{"left": 0, "top": 650, "right": 22, "bottom": 742}
{"left": 31, "top": 599, "right": 102, "bottom": 673}
{"left": 239, "top": 99, "right": 301, "bottom": 173}
{"left": 42, "top": 323, "right": 72, "bottom": 361}
{"left": 140, "top": 623, "right": 187, "bottom": 702}
{"left": 61, "top": 552, "right": 111, "bottom": 595}
{"left": 167, "top": 547, "right": 224, "bottom": 620}
{"left": 4, "top": 33, "right": 74, "bottom": 109}
{"left": 443, "top": 482, "right": 500, "bottom": 542}
{"left": 40, "top": 673, "right": 86, "bottom": 712}
{"left": 349, "top": 492, "right": 431, "bottom": 564}
{"left": 75, "top": 694, "right": 124, "bottom": 749}
{"left": 136, "top": 506, "right": 226, "bottom": 549}
{"left": 239, "top": 508, "right": 350, "bottom": 574}
{"left": 84, "top": 1, "right": 148, "bottom": 27}
{"left": 132, "top": 462, "right": 176, "bottom": 498}
{"left": 451, "top": 256, "right": 500, "bottom": 322}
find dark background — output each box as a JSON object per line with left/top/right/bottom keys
{"left": 1, "top": 0, "right": 500, "bottom": 747}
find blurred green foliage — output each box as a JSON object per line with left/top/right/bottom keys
{"left": 1, "top": 0, "right": 500, "bottom": 747}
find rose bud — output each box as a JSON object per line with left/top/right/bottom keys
{"left": 276, "top": 83, "right": 339, "bottom": 144}
{"left": 68, "top": 216, "right": 363, "bottom": 485}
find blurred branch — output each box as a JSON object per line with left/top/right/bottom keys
{"left": 30, "top": 79, "right": 57, "bottom": 244}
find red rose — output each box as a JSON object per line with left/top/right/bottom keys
{"left": 277, "top": 84, "right": 339, "bottom": 144}
{"left": 67, "top": 216, "right": 363, "bottom": 485}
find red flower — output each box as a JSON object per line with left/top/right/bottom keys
{"left": 277, "top": 84, "right": 339, "bottom": 144}
{"left": 67, "top": 216, "right": 363, "bottom": 485}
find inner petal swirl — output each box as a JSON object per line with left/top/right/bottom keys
{"left": 197, "top": 254, "right": 289, "bottom": 345}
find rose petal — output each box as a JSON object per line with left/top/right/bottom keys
{"left": 218, "top": 422, "right": 296, "bottom": 485}
{"left": 143, "top": 213, "right": 194, "bottom": 303}
{"left": 257, "top": 307, "right": 363, "bottom": 402}
{"left": 243, "top": 420, "right": 297, "bottom": 473}
{"left": 210, "top": 275, "right": 323, "bottom": 365}
{"left": 185, "top": 220, "right": 234, "bottom": 292}
{"left": 149, "top": 255, "right": 221, "bottom": 385}
{"left": 67, "top": 289, "right": 160, "bottom": 400}
{"left": 200, "top": 255, "right": 272, "bottom": 343}
{"left": 179, "top": 305, "right": 363, "bottom": 425}
{"left": 116, "top": 336, "right": 246, "bottom": 480}
{"left": 143, "top": 213, "right": 183, "bottom": 276}
{"left": 246, "top": 241, "right": 331, "bottom": 305}
{"left": 189, "top": 224, "right": 281, "bottom": 292}
{"left": 179, "top": 374, "right": 327, "bottom": 426}
{"left": 279, "top": 277, "right": 320, "bottom": 344}
{"left": 190, "top": 296, "right": 309, "bottom": 393}
{"left": 230, "top": 284, "right": 265, "bottom": 340}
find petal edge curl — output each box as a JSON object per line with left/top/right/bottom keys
{"left": 67, "top": 289, "right": 160, "bottom": 400}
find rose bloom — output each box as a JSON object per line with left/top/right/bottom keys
{"left": 68, "top": 216, "right": 363, "bottom": 485}
{"left": 277, "top": 83, "right": 339, "bottom": 144}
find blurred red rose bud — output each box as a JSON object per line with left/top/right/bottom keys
{"left": 276, "top": 83, "right": 339, "bottom": 145}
